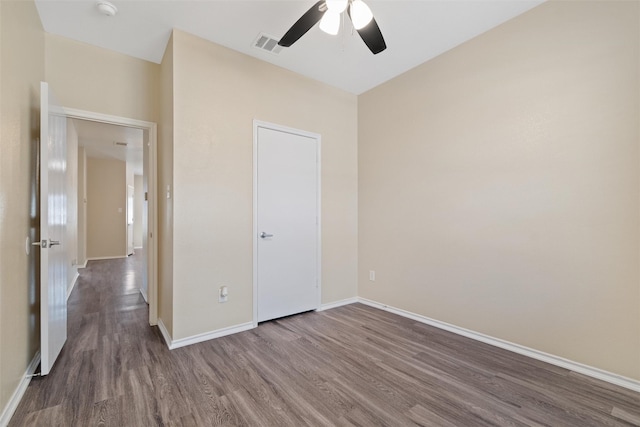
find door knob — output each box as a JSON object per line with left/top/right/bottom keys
{"left": 260, "top": 232, "right": 274, "bottom": 239}
{"left": 32, "top": 239, "right": 48, "bottom": 248}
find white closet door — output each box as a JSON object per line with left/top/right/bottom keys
{"left": 256, "top": 125, "right": 320, "bottom": 323}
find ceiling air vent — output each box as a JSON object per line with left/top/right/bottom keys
{"left": 253, "top": 33, "right": 283, "bottom": 55}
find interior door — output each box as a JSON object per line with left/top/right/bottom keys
{"left": 256, "top": 125, "right": 320, "bottom": 322}
{"left": 40, "top": 82, "right": 68, "bottom": 375}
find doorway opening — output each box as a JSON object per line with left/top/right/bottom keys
{"left": 65, "top": 108, "right": 158, "bottom": 325}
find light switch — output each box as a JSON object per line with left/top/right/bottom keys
{"left": 219, "top": 285, "right": 228, "bottom": 303}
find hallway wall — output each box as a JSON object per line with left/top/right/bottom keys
{"left": 45, "top": 34, "right": 160, "bottom": 124}
{"left": 158, "top": 33, "right": 175, "bottom": 335}
{"left": 86, "top": 158, "right": 127, "bottom": 259}
{"left": 77, "top": 146, "right": 88, "bottom": 267}
{"left": 66, "top": 119, "right": 79, "bottom": 293}
{"left": 0, "top": 0, "right": 45, "bottom": 419}
{"left": 134, "top": 174, "right": 144, "bottom": 248}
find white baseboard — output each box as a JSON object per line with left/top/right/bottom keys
{"left": 76, "top": 260, "right": 88, "bottom": 269}
{"left": 139, "top": 287, "right": 148, "bottom": 303}
{"left": 157, "top": 319, "right": 255, "bottom": 350}
{"left": 317, "top": 297, "right": 359, "bottom": 312}
{"left": 153, "top": 296, "right": 639, "bottom": 393}
{"left": 157, "top": 319, "right": 172, "bottom": 349}
{"left": 67, "top": 271, "right": 80, "bottom": 300}
{"left": 357, "top": 297, "right": 640, "bottom": 393}
{"left": 0, "top": 351, "right": 40, "bottom": 427}
{"left": 87, "top": 256, "right": 127, "bottom": 261}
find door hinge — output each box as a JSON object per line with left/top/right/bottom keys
{"left": 144, "top": 192, "right": 148, "bottom": 201}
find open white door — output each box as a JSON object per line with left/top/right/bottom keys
{"left": 39, "top": 82, "right": 68, "bottom": 375}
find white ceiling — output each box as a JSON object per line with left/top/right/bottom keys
{"left": 72, "top": 119, "right": 144, "bottom": 175}
{"left": 35, "top": 0, "right": 544, "bottom": 95}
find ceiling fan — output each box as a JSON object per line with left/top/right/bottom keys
{"left": 277, "top": 0, "right": 387, "bottom": 55}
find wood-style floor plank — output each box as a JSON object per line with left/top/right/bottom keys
{"left": 9, "top": 253, "right": 640, "bottom": 426}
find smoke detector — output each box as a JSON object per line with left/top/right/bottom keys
{"left": 97, "top": 1, "right": 118, "bottom": 17}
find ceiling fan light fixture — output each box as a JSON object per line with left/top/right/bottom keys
{"left": 319, "top": 10, "right": 341, "bottom": 36}
{"left": 278, "top": 0, "right": 386, "bottom": 54}
{"left": 350, "top": 0, "right": 373, "bottom": 30}
{"left": 325, "top": 0, "right": 348, "bottom": 13}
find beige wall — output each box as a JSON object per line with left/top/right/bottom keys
{"left": 358, "top": 0, "right": 640, "bottom": 380}
{"left": 86, "top": 158, "right": 127, "bottom": 259}
{"left": 134, "top": 174, "right": 144, "bottom": 248}
{"left": 77, "top": 146, "right": 87, "bottom": 267}
{"left": 0, "top": 0, "right": 44, "bottom": 417}
{"left": 158, "top": 34, "right": 175, "bottom": 335}
{"left": 66, "top": 119, "right": 78, "bottom": 292}
{"left": 125, "top": 161, "right": 134, "bottom": 255}
{"left": 45, "top": 34, "right": 160, "bottom": 123}
{"left": 168, "top": 30, "right": 358, "bottom": 340}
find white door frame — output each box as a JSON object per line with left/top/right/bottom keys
{"left": 65, "top": 107, "right": 159, "bottom": 326}
{"left": 252, "top": 120, "right": 322, "bottom": 327}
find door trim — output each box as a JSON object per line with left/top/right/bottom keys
{"left": 64, "top": 107, "right": 159, "bottom": 326}
{"left": 253, "top": 120, "right": 321, "bottom": 327}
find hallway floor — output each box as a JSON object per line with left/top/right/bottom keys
{"left": 9, "top": 254, "right": 640, "bottom": 426}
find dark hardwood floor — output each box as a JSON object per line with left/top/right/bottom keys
{"left": 10, "top": 254, "right": 640, "bottom": 426}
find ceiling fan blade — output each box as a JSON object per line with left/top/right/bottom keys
{"left": 278, "top": 1, "right": 326, "bottom": 47}
{"left": 351, "top": 16, "right": 387, "bottom": 54}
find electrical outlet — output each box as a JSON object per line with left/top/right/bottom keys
{"left": 369, "top": 270, "right": 376, "bottom": 281}
{"left": 219, "top": 285, "right": 228, "bottom": 303}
